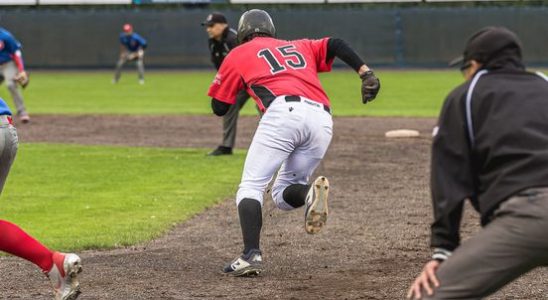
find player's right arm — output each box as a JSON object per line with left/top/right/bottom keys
{"left": 207, "top": 53, "right": 244, "bottom": 116}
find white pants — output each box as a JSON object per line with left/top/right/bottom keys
{"left": 236, "top": 96, "right": 333, "bottom": 210}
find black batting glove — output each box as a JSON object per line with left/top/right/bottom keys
{"left": 360, "top": 70, "right": 380, "bottom": 104}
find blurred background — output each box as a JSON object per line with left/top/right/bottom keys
{"left": 0, "top": 0, "right": 546, "bottom": 69}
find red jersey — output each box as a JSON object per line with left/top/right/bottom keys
{"left": 208, "top": 37, "right": 334, "bottom": 112}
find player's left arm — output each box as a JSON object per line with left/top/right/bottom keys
{"left": 137, "top": 34, "right": 147, "bottom": 57}
{"left": 325, "top": 38, "right": 380, "bottom": 103}
{"left": 211, "top": 98, "right": 231, "bottom": 116}
{"left": 207, "top": 54, "right": 243, "bottom": 116}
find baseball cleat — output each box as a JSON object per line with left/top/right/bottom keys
{"left": 46, "top": 252, "right": 83, "bottom": 300}
{"left": 208, "top": 146, "right": 233, "bottom": 156}
{"left": 305, "top": 176, "right": 329, "bottom": 234}
{"left": 222, "top": 249, "right": 263, "bottom": 277}
{"left": 19, "top": 115, "right": 30, "bottom": 124}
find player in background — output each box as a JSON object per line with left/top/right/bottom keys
{"left": 0, "top": 27, "right": 30, "bottom": 124}
{"left": 208, "top": 9, "right": 380, "bottom": 276}
{"left": 407, "top": 27, "right": 548, "bottom": 299}
{"left": 113, "top": 23, "right": 147, "bottom": 85}
{"left": 202, "top": 12, "right": 252, "bottom": 156}
{"left": 0, "top": 97, "right": 82, "bottom": 299}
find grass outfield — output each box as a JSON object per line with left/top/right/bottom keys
{"left": 0, "top": 144, "right": 245, "bottom": 251}
{"left": 0, "top": 70, "right": 465, "bottom": 117}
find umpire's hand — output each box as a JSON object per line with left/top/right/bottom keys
{"left": 407, "top": 260, "right": 441, "bottom": 300}
{"left": 360, "top": 70, "right": 380, "bottom": 103}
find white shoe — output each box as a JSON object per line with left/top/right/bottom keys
{"left": 139, "top": 79, "right": 145, "bottom": 85}
{"left": 222, "top": 249, "right": 263, "bottom": 277}
{"left": 305, "top": 176, "right": 329, "bottom": 234}
{"left": 46, "top": 252, "right": 82, "bottom": 300}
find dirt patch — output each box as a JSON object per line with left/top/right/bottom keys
{"left": 0, "top": 115, "right": 546, "bottom": 299}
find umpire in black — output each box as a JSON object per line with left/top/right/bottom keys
{"left": 408, "top": 26, "right": 548, "bottom": 299}
{"left": 202, "top": 12, "right": 251, "bottom": 156}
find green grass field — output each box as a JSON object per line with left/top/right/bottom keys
{"left": 0, "top": 70, "right": 465, "bottom": 117}
{"left": 0, "top": 144, "right": 245, "bottom": 251}
{"left": 0, "top": 69, "right": 508, "bottom": 251}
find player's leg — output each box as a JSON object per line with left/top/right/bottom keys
{"left": 0, "top": 123, "right": 83, "bottom": 299}
{"left": 113, "top": 54, "right": 127, "bottom": 83}
{"left": 223, "top": 100, "right": 297, "bottom": 276}
{"left": 0, "top": 122, "right": 53, "bottom": 274}
{"left": 136, "top": 55, "right": 145, "bottom": 84}
{"left": 271, "top": 154, "right": 322, "bottom": 211}
{"left": 423, "top": 189, "right": 548, "bottom": 299}
{"left": 4, "top": 62, "right": 28, "bottom": 122}
{"left": 271, "top": 105, "right": 333, "bottom": 233}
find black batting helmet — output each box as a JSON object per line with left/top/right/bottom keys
{"left": 237, "top": 9, "right": 276, "bottom": 43}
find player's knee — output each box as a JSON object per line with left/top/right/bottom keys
{"left": 272, "top": 183, "right": 306, "bottom": 211}
{"left": 236, "top": 187, "right": 264, "bottom": 207}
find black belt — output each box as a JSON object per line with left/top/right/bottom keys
{"left": 284, "top": 96, "right": 331, "bottom": 114}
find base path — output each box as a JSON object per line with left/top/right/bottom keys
{"left": 1, "top": 115, "right": 546, "bottom": 299}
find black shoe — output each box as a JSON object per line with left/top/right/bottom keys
{"left": 222, "top": 249, "right": 263, "bottom": 277}
{"left": 208, "top": 146, "right": 233, "bottom": 156}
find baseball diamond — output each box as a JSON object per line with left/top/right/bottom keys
{"left": 0, "top": 2, "right": 546, "bottom": 299}
{"left": 0, "top": 114, "right": 545, "bottom": 299}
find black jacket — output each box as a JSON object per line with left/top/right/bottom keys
{"left": 431, "top": 55, "right": 548, "bottom": 251}
{"left": 208, "top": 27, "right": 238, "bottom": 70}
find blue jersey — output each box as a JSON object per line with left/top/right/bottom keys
{"left": 0, "top": 28, "right": 21, "bottom": 65}
{"left": 119, "top": 33, "right": 147, "bottom": 52}
{"left": 0, "top": 98, "right": 12, "bottom": 115}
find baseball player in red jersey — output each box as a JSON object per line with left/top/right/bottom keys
{"left": 208, "top": 9, "right": 380, "bottom": 276}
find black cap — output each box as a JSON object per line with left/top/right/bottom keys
{"left": 449, "top": 26, "right": 522, "bottom": 67}
{"left": 201, "top": 13, "right": 227, "bottom": 26}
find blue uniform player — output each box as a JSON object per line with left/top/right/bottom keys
{"left": 0, "top": 28, "right": 30, "bottom": 123}
{"left": 0, "top": 98, "right": 83, "bottom": 299}
{"left": 113, "top": 23, "right": 147, "bottom": 85}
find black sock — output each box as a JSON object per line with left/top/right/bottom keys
{"left": 238, "top": 198, "right": 262, "bottom": 254}
{"left": 282, "top": 184, "right": 310, "bottom": 208}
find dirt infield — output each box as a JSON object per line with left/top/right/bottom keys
{"left": 1, "top": 115, "right": 546, "bottom": 299}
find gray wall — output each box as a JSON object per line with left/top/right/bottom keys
{"left": 1, "top": 6, "right": 546, "bottom": 68}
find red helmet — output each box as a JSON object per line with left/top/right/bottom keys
{"left": 123, "top": 23, "right": 133, "bottom": 33}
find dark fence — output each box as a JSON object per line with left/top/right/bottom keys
{"left": 1, "top": 6, "right": 546, "bottom": 68}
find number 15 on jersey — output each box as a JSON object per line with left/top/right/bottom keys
{"left": 258, "top": 45, "right": 307, "bottom": 74}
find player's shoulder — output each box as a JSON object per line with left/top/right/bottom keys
{"left": 227, "top": 28, "right": 237, "bottom": 39}
{"left": 0, "top": 28, "right": 13, "bottom": 40}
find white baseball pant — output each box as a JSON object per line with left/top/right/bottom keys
{"left": 236, "top": 95, "right": 333, "bottom": 210}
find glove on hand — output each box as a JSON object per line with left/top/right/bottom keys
{"left": 14, "top": 71, "right": 29, "bottom": 89}
{"left": 360, "top": 70, "right": 380, "bottom": 104}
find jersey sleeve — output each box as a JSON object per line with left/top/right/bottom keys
{"left": 136, "top": 34, "right": 147, "bottom": 49}
{"left": 3, "top": 34, "right": 21, "bottom": 54}
{"left": 306, "top": 38, "right": 333, "bottom": 73}
{"left": 207, "top": 54, "right": 243, "bottom": 104}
